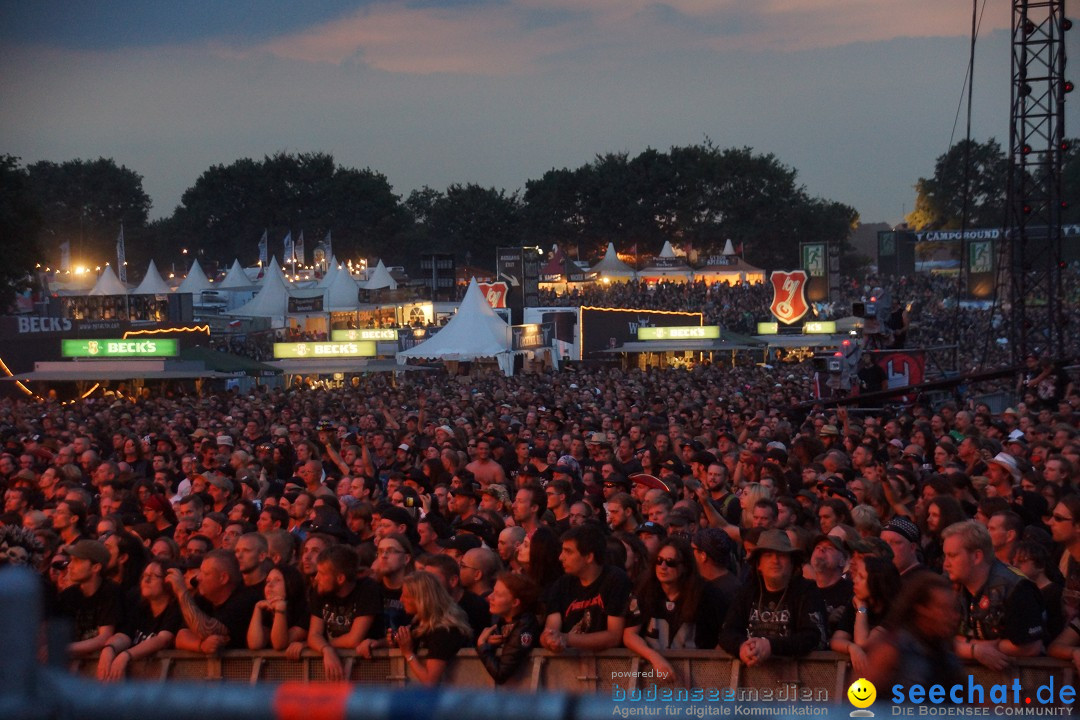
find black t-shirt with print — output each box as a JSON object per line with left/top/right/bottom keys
{"left": 58, "top": 580, "right": 124, "bottom": 641}
{"left": 547, "top": 564, "right": 632, "bottom": 635}
{"left": 313, "top": 577, "right": 382, "bottom": 639}
{"left": 123, "top": 599, "right": 183, "bottom": 645}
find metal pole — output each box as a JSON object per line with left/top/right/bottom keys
{"left": 0, "top": 568, "right": 47, "bottom": 720}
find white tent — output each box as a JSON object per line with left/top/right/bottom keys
{"left": 88, "top": 266, "right": 128, "bottom": 296}
{"left": 219, "top": 259, "right": 257, "bottom": 290}
{"left": 324, "top": 260, "right": 360, "bottom": 311}
{"left": 318, "top": 257, "right": 340, "bottom": 288}
{"left": 361, "top": 260, "right": 398, "bottom": 290}
{"left": 224, "top": 257, "right": 292, "bottom": 326}
{"left": 397, "top": 278, "right": 514, "bottom": 375}
{"left": 695, "top": 239, "right": 765, "bottom": 286}
{"left": 590, "top": 242, "right": 637, "bottom": 283}
{"left": 176, "top": 260, "right": 212, "bottom": 295}
{"left": 132, "top": 260, "right": 172, "bottom": 295}
{"left": 639, "top": 240, "right": 693, "bottom": 283}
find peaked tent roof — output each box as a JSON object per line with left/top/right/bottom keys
{"left": 590, "top": 242, "right": 637, "bottom": 279}
{"left": 219, "top": 259, "right": 257, "bottom": 290}
{"left": 88, "top": 266, "right": 128, "bottom": 296}
{"left": 177, "top": 260, "right": 212, "bottom": 294}
{"left": 324, "top": 261, "right": 360, "bottom": 311}
{"left": 132, "top": 260, "right": 172, "bottom": 295}
{"left": 318, "top": 257, "right": 340, "bottom": 288}
{"left": 361, "top": 260, "right": 397, "bottom": 290}
{"left": 640, "top": 240, "right": 693, "bottom": 280}
{"left": 397, "top": 278, "right": 510, "bottom": 363}
{"left": 224, "top": 259, "right": 291, "bottom": 319}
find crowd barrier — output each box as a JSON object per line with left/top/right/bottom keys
{"left": 73, "top": 648, "right": 1078, "bottom": 699}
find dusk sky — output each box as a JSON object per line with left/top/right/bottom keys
{"left": 2, "top": 1, "right": 1077, "bottom": 229}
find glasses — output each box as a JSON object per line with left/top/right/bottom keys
{"left": 51, "top": 560, "right": 70, "bottom": 571}
{"left": 655, "top": 557, "right": 682, "bottom": 568}
{"left": 377, "top": 548, "right": 405, "bottom": 557}
{"left": 603, "top": 482, "right": 618, "bottom": 489}
{"left": 1051, "top": 513, "right": 1075, "bottom": 523}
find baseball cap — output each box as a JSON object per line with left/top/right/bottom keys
{"left": 882, "top": 516, "right": 921, "bottom": 544}
{"left": 65, "top": 540, "right": 109, "bottom": 567}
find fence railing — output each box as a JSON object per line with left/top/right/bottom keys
{"left": 71, "top": 647, "right": 1077, "bottom": 698}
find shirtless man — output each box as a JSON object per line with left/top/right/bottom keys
{"left": 466, "top": 439, "right": 507, "bottom": 488}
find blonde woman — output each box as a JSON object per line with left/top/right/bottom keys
{"left": 739, "top": 483, "right": 774, "bottom": 529}
{"left": 392, "top": 571, "right": 471, "bottom": 686}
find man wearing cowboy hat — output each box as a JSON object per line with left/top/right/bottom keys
{"left": 719, "top": 529, "right": 826, "bottom": 665}
{"left": 986, "top": 452, "right": 1021, "bottom": 499}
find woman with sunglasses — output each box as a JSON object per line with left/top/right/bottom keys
{"left": 96, "top": 559, "right": 182, "bottom": 681}
{"left": 623, "top": 537, "right": 717, "bottom": 684}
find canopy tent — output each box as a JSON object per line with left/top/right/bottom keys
{"left": 324, "top": 260, "right": 361, "bottom": 311}
{"left": 218, "top": 259, "right": 258, "bottom": 290}
{"left": 131, "top": 260, "right": 172, "bottom": 295}
{"left": 638, "top": 241, "right": 693, "bottom": 283}
{"left": 88, "top": 266, "right": 128, "bottom": 296}
{"left": 590, "top": 243, "right": 637, "bottom": 283}
{"left": 318, "top": 257, "right": 340, "bottom": 288}
{"left": 397, "top": 278, "right": 514, "bottom": 375}
{"left": 223, "top": 258, "right": 292, "bottom": 326}
{"left": 257, "top": 256, "right": 291, "bottom": 287}
{"left": 176, "top": 260, "right": 212, "bottom": 295}
{"left": 694, "top": 239, "right": 765, "bottom": 285}
{"left": 361, "top": 260, "right": 397, "bottom": 290}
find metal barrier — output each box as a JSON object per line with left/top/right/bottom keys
{"left": 67, "top": 647, "right": 1076, "bottom": 697}
{"left": 2, "top": 569, "right": 1076, "bottom": 720}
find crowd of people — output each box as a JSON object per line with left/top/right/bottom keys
{"left": 0, "top": 353, "right": 1077, "bottom": 692}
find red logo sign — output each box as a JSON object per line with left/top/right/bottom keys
{"left": 477, "top": 282, "right": 508, "bottom": 309}
{"left": 769, "top": 270, "right": 809, "bottom": 324}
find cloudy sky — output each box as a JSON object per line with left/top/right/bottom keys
{"left": 2, "top": 1, "right": 1076, "bottom": 227}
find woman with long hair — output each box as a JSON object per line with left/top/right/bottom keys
{"left": 477, "top": 572, "right": 542, "bottom": 684}
{"left": 392, "top": 571, "right": 472, "bottom": 686}
{"left": 623, "top": 537, "right": 719, "bottom": 683}
{"left": 96, "top": 559, "right": 182, "bottom": 681}
{"left": 829, "top": 554, "right": 901, "bottom": 675}
{"left": 921, "top": 495, "right": 965, "bottom": 573}
{"left": 247, "top": 563, "right": 309, "bottom": 655}
{"left": 518, "top": 525, "right": 563, "bottom": 603}
{"left": 739, "top": 483, "right": 773, "bottom": 529}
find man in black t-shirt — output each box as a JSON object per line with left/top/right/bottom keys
{"left": 308, "top": 545, "right": 381, "bottom": 681}
{"left": 541, "top": 525, "right": 631, "bottom": 653}
{"left": 810, "top": 535, "right": 853, "bottom": 636}
{"left": 58, "top": 539, "right": 123, "bottom": 658}
{"left": 166, "top": 549, "right": 258, "bottom": 653}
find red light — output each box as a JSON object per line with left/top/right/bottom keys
{"left": 869, "top": 296, "right": 877, "bottom": 302}
{"left": 1022, "top": 144, "right": 1033, "bottom": 155}
{"left": 1065, "top": 81, "right": 1075, "bottom": 93}
{"left": 1062, "top": 141, "right": 1072, "bottom": 151}
{"left": 833, "top": 352, "right": 842, "bottom": 357}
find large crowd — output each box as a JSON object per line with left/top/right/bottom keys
{"left": 0, "top": 350, "right": 1078, "bottom": 691}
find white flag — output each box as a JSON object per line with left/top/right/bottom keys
{"left": 295, "top": 231, "right": 305, "bottom": 266}
{"left": 258, "top": 229, "right": 268, "bottom": 266}
{"left": 60, "top": 241, "right": 71, "bottom": 273}
{"left": 116, "top": 224, "right": 127, "bottom": 283}
{"left": 283, "top": 231, "right": 294, "bottom": 265}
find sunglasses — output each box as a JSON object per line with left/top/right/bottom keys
{"left": 655, "top": 557, "right": 682, "bottom": 568}
{"left": 51, "top": 559, "right": 70, "bottom": 571}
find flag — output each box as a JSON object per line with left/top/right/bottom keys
{"left": 258, "top": 229, "right": 267, "bottom": 266}
{"left": 324, "top": 230, "right": 332, "bottom": 262}
{"left": 283, "top": 231, "right": 294, "bottom": 265}
{"left": 60, "top": 241, "right": 71, "bottom": 273}
{"left": 295, "top": 231, "right": 305, "bottom": 266}
{"left": 116, "top": 224, "right": 127, "bottom": 283}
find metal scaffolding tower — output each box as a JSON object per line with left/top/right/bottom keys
{"left": 1007, "top": 0, "right": 1071, "bottom": 362}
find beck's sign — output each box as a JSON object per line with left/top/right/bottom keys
{"left": 61, "top": 339, "right": 179, "bottom": 358}
{"left": 330, "top": 328, "right": 399, "bottom": 342}
{"left": 272, "top": 341, "right": 376, "bottom": 359}
{"left": 637, "top": 325, "right": 719, "bottom": 341}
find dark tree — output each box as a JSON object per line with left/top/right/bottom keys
{"left": 0, "top": 156, "right": 43, "bottom": 310}
{"left": 906, "top": 139, "right": 1008, "bottom": 231}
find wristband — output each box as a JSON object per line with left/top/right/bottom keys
{"left": 405, "top": 654, "right": 417, "bottom": 663}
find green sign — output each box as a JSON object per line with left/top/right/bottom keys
{"left": 61, "top": 338, "right": 179, "bottom": 358}
{"left": 636, "top": 325, "right": 719, "bottom": 341}
{"left": 756, "top": 322, "right": 779, "bottom": 335}
{"left": 330, "top": 328, "right": 399, "bottom": 342}
{"left": 272, "top": 341, "right": 376, "bottom": 359}
{"left": 803, "top": 321, "right": 837, "bottom": 334}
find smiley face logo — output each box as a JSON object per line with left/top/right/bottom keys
{"left": 848, "top": 678, "right": 876, "bottom": 709}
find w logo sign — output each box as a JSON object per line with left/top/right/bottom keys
{"left": 769, "top": 270, "right": 809, "bottom": 324}
{"left": 478, "top": 282, "right": 508, "bottom": 309}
